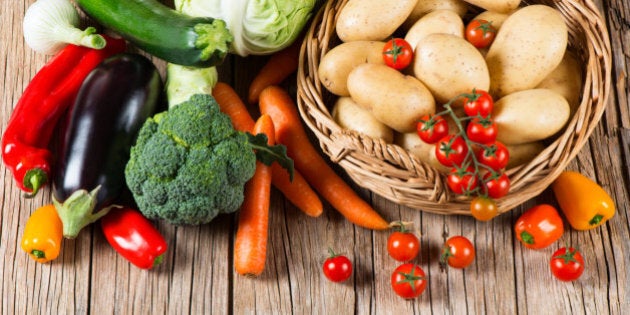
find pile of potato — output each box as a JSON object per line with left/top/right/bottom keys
{"left": 319, "top": 0, "right": 582, "bottom": 172}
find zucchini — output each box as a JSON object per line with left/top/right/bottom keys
{"left": 77, "top": 0, "right": 233, "bottom": 67}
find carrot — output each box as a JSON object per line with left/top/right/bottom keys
{"left": 234, "top": 115, "right": 275, "bottom": 277}
{"left": 248, "top": 39, "right": 301, "bottom": 105}
{"left": 213, "top": 82, "right": 323, "bottom": 217}
{"left": 258, "top": 86, "right": 390, "bottom": 230}
{"left": 213, "top": 82, "right": 255, "bottom": 131}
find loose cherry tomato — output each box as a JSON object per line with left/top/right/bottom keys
{"left": 383, "top": 38, "right": 414, "bottom": 70}
{"left": 465, "top": 19, "right": 497, "bottom": 49}
{"left": 476, "top": 141, "right": 509, "bottom": 171}
{"left": 391, "top": 263, "right": 427, "bottom": 299}
{"left": 462, "top": 89, "right": 494, "bottom": 118}
{"left": 515, "top": 204, "right": 564, "bottom": 249}
{"left": 436, "top": 135, "right": 469, "bottom": 167}
{"left": 447, "top": 166, "right": 478, "bottom": 195}
{"left": 483, "top": 172, "right": 510, "bottom": 199}
{"left": 322, "top": 248, "right": 352, "bottom": 282}
{"left": 440, "top": 236, "right": 475, "bottom": 269}
{"left": 466, "top": 117, "right": 497, "bottom": 144}
{"left": 387, "top": 225, "right": 420, "bottom": 262}
{"left": 550, "top": 246, "right": 585, "bottom": 281}
{"left": 470, "top": 196, "right": 498, "bottom": 221}
{"left": 416, "top": 114, "right": 449, "bottom": 144}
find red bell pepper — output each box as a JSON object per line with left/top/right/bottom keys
{"left": 1, "top": 36, "right": 126, "bottom": 196}
{"left": 101, "top": 207, "right": 167, "bottom": 269}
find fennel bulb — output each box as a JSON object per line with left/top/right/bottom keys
{"left": 23, "top": 0, "right": 106, "bottom": 54}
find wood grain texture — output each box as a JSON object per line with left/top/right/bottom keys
{"left": 1, "top": 0, "right": 629, "bottom": 314}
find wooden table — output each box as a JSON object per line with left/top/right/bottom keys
{"left": 1, "top": 1, "right": 629, "bottom": 314}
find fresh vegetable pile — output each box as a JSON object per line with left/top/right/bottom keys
{"left": 1, "top": 0, "right": 617, "bottom": 302}
{"left": 3, "top": 0, "right": 315, "bottom": 269}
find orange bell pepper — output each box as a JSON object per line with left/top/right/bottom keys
{"left": 552, "top": 171, "right": 615, "bottom": 230}
{"left": 21, "top": 204, "right": 63, "bottom": 263}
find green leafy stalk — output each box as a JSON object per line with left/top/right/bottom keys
{"left": 246, "top": 132, "right": 294, "bottom": 181}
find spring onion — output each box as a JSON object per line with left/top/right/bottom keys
{"left": 23, "top": 0, "right": 106, "bottom": 54}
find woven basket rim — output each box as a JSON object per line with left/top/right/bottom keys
{"left": 296, "top": 0, "right": 613, "bottom": 215}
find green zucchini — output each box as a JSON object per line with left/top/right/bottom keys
{"left": 77, "top": 0, "right": 233, "bottom": 67}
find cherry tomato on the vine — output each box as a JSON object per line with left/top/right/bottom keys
{"left": 476, "top": 141, "right": 509, "bottom": 171}
{"left": 515, "top": 204, "right": 564, "bottom": 249}
{"left": 483, "top": 172, "right": 511, "bottom": 199}
{"left": 416, "top": 114, "right": 449, "bottom": 144}
{"left": 550, "top": 246, "right": 585, "bottom": 281}
{"left": 467, "top": 117, "right": 497, "bottom": 144}
{"left": 383, "top": 38, "right": 414, "bottom": 70}
{"left": 322, "top": 248, "right": 352, "bottom": 282}
{"left": 465, "top": 19, "right": 497, "bottom": 49}
{"left": 436, "top": 135, "right": 469, "bottom": 167}
{"left": 387, "top": 226, "right": 420, "bottom": 262}
{"left": 391, "top": 263, "right": 427, "bottom": 299}
{"left": 470, "top": 196, "right": 498, "bottom": 221}
{"left": 463, "top": 89, "right": 494, "bottom": 118}
{"left": 440, "top": 236, "right": 475, "bottom": 269}
{"left": 447, "top": 166, "right": 479, "bottom": 195}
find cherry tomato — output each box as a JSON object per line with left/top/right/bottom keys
{"left": 440, "top": 236, "right": 475, "bottom": 269}
{"left": 466, "top": 117, "right": 497, "bottom": 144}
{"left": 463, "top": 89, "right": 494, "bottom": 118}
{"left": 391, "top": 263, "right": 427, "bottom": 299}
{"left": 470, "top": 196, "right": 498, "bottom": 221}
{"left": 322, "top": 248, "right": 352, "bottom": 282}
{"left": 476, "top": 141, "right": 509, "bottom": 171}
{"left": 416, "top": 114, "right": 449, "bottom": 144}
{"left": 447, "top": 167, "right": 478, "bottom": 195}
{"left": 387, "top": 226, "right": 420, "bottom": 262}
{"left": 483, "top": 172, "right": 510, "bottom": 199}
{"left": 383, "top": 38, "right": 414, "bottom": 70}
{"left": 550, "top": 246, "right": 585, "bottom": 281}
{"left": 436, "top": 135, "right": 469, "bottom": 167}
{"left": 465, "top": 19, "right": 497, "bottom": 49}
{"left": 515, "top": 204, "right": 564, "bottom": 249}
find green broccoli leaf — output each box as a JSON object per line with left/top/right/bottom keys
{"left": 246, "top": 132, "right": 294, "bottom": 181}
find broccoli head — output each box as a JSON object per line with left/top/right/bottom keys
{"left": 125, "top": 94, "right": 256, "bottom": 225}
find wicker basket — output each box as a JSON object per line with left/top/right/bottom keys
{"left": 296, "top": 0, "right": 612, "bottom": 215}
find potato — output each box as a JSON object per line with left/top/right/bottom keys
{"left": 395, "top": 132, "right": 450, "bottom": 173}
{"left": 402, "top": 0, "right": 469, "bottom": 29}
{"left": 493, "top": 89, "right": 570, "bottom": 145}
{"left": 463, "top": 0, "right": 520, "bottom": 13}
{"left": 332, "top": 97, "right": 394, "bottom": 143}
{"left": 413, "top": 33, "right": 489, "bottom": 104}
{"left": 405, "top": 10, "right": 464, "bottom": 50}
{"left": 336, "top": 0, "right": 418, "bottom": 42}
{"left": 536, "top": 51, "right": 583, "bottom": 114}
{"left": 347, "top": 63, "right": 435, "bottom": 133}
{"left": 486, "top": 5, "right": 568, "bottom": 97}
{"left": 318, "top": 41, "right": 385, "bottom": 96}
{"left": 506, "top": 141, "right": 545, "bottom": 169}
{"left": 472, "top": 10, "right": 512, "bottom": 30}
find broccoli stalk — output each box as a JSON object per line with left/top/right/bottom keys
{"left": 125, "top": 94, "right": 293, "bottom": 225}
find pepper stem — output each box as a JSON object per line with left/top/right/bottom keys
{"left": 23, "top": 168, "right": 48, "bottom": 198}
{"left": 53, "top": 186, "right": 115, "bottom": 239}
{"left": 589, "top": 214, "right": 604, "bottom": 226}
{"left": 153, "top": 254, "right": 165, "bottom": 268}
{"left": 520, "top": 231, "right": 535, "bottom": 245}
{"left": 31, "top": 250, "right": 46, "bottom": 259}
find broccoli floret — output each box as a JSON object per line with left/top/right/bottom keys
{"left": 125, "top": 94, "right": 257, "bottom": 225}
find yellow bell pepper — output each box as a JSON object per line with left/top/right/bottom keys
{"left": 551, "top": 171, "right": 615, "bottom": 230}
{"left": 21, "top": 204, "right": 63, "bottom": 263}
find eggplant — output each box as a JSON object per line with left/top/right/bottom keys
{"left": 53, "top": 53, "right": 163, "bottom": 238}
